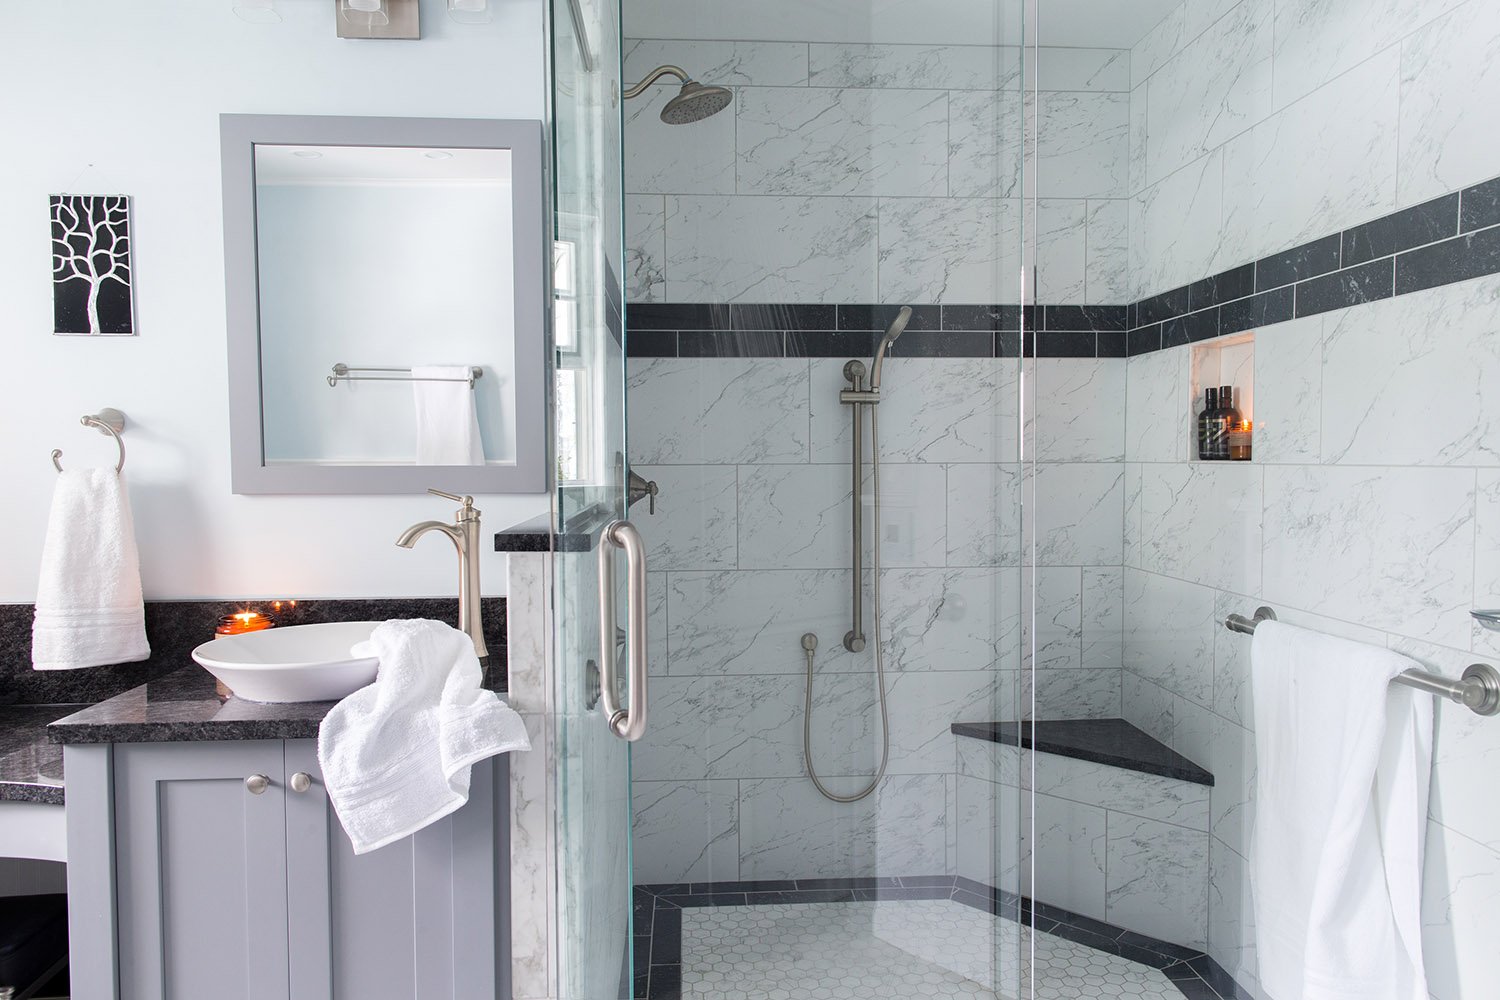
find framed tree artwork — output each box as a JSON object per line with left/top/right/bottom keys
{"left": 50, "top": 194, "right": 136, "bottom": 336}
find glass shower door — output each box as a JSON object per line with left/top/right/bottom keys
{"left": 550, "top": 0, "right": 636, "bottom": 996}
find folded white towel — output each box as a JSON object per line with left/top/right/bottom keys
{"left": 317, "top": 619, "right": 529, "bottom": 855}
{"left": 412, "top": 365, "right": 484, "bottom": 465}
{"left": 32, "top": 468, "right": 150, "bottom": 671}
{"left": 1250, "top": 620, "right": 1432, "bottom": 1000}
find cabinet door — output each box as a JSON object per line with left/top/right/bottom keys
{"left": 283, "top": 740, "right": 502, "bottom": 1000}
{"left": 114, "top": 741, "right": 292, "bottom": 1000}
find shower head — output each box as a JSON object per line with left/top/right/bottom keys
{"left": 869, "top": 306, "right": 913, "bottom": 391}
{"left": 660, "top": 80, "right": 734, "bottom": 124}
{"left": 622, "top": 64, "right": 733, "bottom": 125}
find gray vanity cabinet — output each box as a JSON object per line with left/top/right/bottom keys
{"left": 69, "top": 738, "right": 509, "bottom": 1000}
{"left": 113, "top": 741, "right": 293, "bottom": 1000}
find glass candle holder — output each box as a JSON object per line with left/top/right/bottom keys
{"left": 216, "top": 611, "right": 277, "bottom": 637}
{"left": 1229, "top": 420, "right": 1253, "bottom": 461}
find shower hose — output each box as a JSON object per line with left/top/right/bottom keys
{"left": 801, "top": 403, "right": 891, "bottom": 803}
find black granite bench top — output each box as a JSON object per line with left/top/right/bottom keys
{"left": 0, "top": 707, "right": 78, "bottom": 804}
{"left": 951, "top": 718, "right": 1214, "bottom": 786}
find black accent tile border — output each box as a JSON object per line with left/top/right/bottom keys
{"left": 951, "top": 718, "right": 1214, "bottom": 786}
{"left": 627, "top": 171, "right": 1500, "bottom": 362}
{"left": 632, "top": 877, "right": 1247, "bottom": 1000}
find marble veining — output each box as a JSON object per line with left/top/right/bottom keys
{"left": 624, "top": 39, "right": 809, "bottom": 88}
{"left": 807, "top": 43, "right": 1020, "bottom": 92}
{"left": 1142, "top": 1, "right": 1272, "bottom": 188}
{"left": 1261, "top": 465, "right": 1477, "bottom": 648}
{"left": 1106, "top": 814, "right": 1210, "bottom": 951}
{"left": 737, "top": 87, "right": 949, "bottom": 199}
{"left": 1396, "top": 3, "right": 1500, "bottom": 204}
{"left": 665, "top": 195, "right": 879, "bottom": 303}
{"left": 1320, "top": 276, "right": 1500, "bottom": 466}
{"left": 1220, "top": 48, "right": 1400, "bottom": 273}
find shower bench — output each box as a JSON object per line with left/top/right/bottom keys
{"left": 951, "top": 718, "right": 1215, "bottom": 952}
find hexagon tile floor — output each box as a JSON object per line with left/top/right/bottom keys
{"left": 677, "top": 899, "right": 1182, "bottom": 1000}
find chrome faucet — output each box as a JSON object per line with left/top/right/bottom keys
{"left": 396, "top": 489, "right": 488, "bottom": 662}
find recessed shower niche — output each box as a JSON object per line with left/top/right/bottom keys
{"left": 1190, "top": 333, "right": 1255, "bottom": 462}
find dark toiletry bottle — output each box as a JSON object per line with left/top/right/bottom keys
{"left": 1197, "top": 387, "right": 1219, "bottom": 461}
{"left": 1218, "top": 386, "right": 1241, "bottom": 461}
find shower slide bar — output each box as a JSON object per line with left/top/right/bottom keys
{"left": 1224, "top": 606, "right": 1500, "bottom": 717}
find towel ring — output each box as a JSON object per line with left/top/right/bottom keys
{"left": 52, "top": 409, "right": 127, "bottom": 474}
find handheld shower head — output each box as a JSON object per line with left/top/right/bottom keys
{"left": 869, "top": 306, "right": 912, "bottom": 390}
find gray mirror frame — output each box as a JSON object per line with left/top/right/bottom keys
{"left": 220, "top": 113, "right": 548, "bottom": 495}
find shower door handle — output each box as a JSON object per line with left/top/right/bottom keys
{"left": 597, "top": 520, "right": 650, "bottom": 741}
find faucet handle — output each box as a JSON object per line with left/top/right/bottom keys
{"left": 428, "top": 488, "right": 473, "bottom": 504}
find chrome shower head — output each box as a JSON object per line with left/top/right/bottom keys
{"left": 622, "top": 64, "right": 733, "bottom": 125}
{"left": 869, "top": 307, "right": 912, "bottom": 390}
{"left": 660, "top": 80, "right": 733, "bottom": 124}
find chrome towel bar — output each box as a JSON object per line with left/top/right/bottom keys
{"left": 1224, "top": 606, "right": 1500, "bottom": 716}
{"left": 327, "top": 364, "right": 483, "bottom": 387}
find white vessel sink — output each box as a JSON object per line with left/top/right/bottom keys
{"left": 192, "top": 621, "right": 381, "bottom": 703}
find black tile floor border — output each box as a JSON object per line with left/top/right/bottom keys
{"left": 631, "top": 876, "right": 1249, "bottom": 1000}
{"left": 626, "top": 171, "right": 1500, "bottom": 362}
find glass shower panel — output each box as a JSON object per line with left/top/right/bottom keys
{"left": 550, "top": 0, "right": 635, "bottom": 998}
{"left": 620, "top": 1, "right": 1029, "bottom": 998}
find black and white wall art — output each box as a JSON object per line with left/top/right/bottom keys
{"left": 50, "top": 194, "right": 135, "bottom": 336}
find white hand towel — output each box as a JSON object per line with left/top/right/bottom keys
{"left": 1250, "top": 619, "right": 1433, "bottom": 1000}
{"left": 32, "top": 468, "right": 150, "bottom": 671}
{"left": 317, "top": 619, "right": 529, "bottom": 855}
{"left": 412, "top": 366, "right": 484, "bottom": 465}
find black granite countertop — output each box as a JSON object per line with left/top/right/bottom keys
{"left": 0, "top": 706, "right": 81, "bottom": 804}
{"left": 951, "top": 718, "right": 1215, "bottom": 786}
{"left": 50, "top": 657, "right": 509, "bottom": 746}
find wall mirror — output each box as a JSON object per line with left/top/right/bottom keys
{"left": 221, "top": 114, "right": 546, "bottom": 494}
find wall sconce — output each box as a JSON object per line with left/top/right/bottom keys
{"left": 336, "top": 0, "right": 420, "bottom": 39}
{"left": 447, "top": 0, "right": 490, "bottom": 24}
{"left": 232, "top": 0, "right": 281, "bottom": 23}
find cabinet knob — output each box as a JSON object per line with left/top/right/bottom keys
{"left": 289, "top": 771, "right": 313, "bottom": 793}
{"left": 245, "top": 773, "right": 271, "bottom": 795}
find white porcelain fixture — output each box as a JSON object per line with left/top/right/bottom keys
{"left": 191, "top": 621, "right": 381, "bottom": 703}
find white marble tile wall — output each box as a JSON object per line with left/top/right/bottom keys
{"left": 1120, "top": 273, "right": 1500, "bottom": 995}
{"left": 624, "top": 38, "right": 1130, "bottom": 304}
{"left": 1129, "top": 0, "right": 1500, "bottom": 301}
{"left": 954, "top": 734, "right": 1212, "bottom": 949}
{"left": 628, "top": 355, "right": 1127, "bottom": 883}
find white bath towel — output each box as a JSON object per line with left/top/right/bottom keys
{"left": 32, "top": 468, "right": 150, "bottom": 670}
{"left": 412, "top": 365, "right": 484, "bottom": 465}
{"left": 1250, "top": 619, "right": 1432, "bottom": 1000}
{"left": 317, "top": 619, "right": 529, "bottom": 855}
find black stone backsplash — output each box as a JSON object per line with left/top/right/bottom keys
{"left": 627, "top": 171, "right": 1500, "bottom": 360}
{"left": 0, "top": 598, "right": 507, "bottom": 706}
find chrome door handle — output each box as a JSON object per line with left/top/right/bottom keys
{"left": 597, "top": 520, "right": 650, "bottom": 741}
{"left": 245, "top": 774, "right": 270, "bottom": 795}
{"left": 289, "top": 772, "right": 313, "bottom": 793}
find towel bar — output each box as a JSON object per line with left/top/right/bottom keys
{"left": 1224, "top": 605, "right": 1500, "bottom": 717}
{"left": 326, "top": 364, "right": 483, "bottom": 388}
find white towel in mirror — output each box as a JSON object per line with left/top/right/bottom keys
{"left": 412, "top": 365, "right": 484, "bottom": 465}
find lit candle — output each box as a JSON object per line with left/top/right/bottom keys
{"left": 216, "top": 611, "right": 277, "bottom": 636}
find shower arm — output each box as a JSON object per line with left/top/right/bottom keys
{"left": 621, "top": 65, "right": 690, "bottom": 100}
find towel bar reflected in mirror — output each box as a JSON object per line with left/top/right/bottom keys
{"left": 1224, "top": 605, "right": 1500, "bottom": 717}
{"left": 51, "top": 408, "right": 126, "bottom": 474}
{"left": 326, "top": 363, "right": 484, "bottom": 388}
